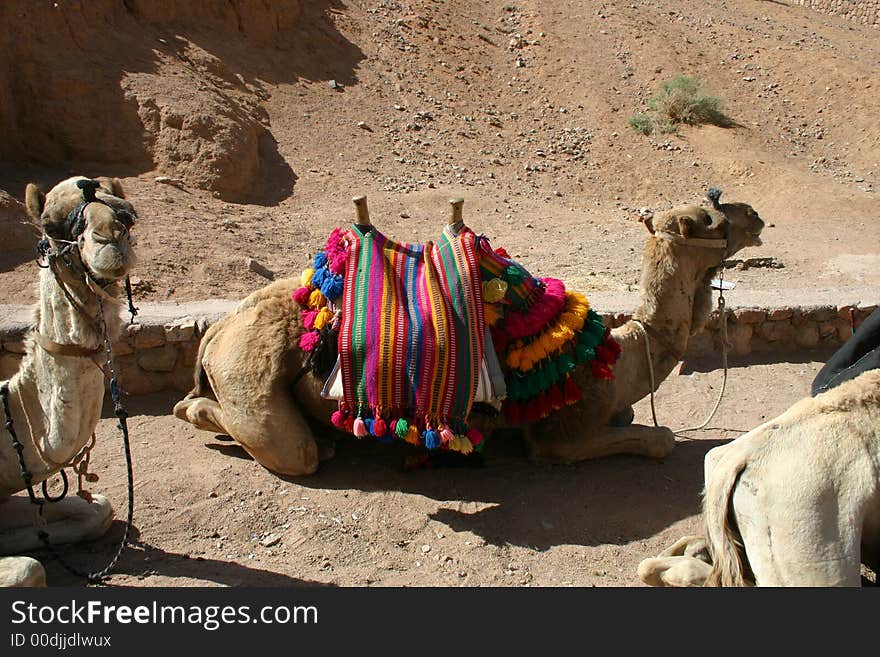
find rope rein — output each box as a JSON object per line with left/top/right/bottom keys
{"left": 635, "top": 268, "right": 731, "bottom": 435}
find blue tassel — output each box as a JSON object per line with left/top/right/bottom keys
{"left": 310, "top": 267, "right": 327, "bottom": 288}
{"left": 364, "top": 418, "right": 374, "bottom": 436}
{"left": 423, "top": 429, "right": 440, "bottom": 450}
{"left": 320, "top": 274, "right": 344, "bottom": 301}
{"left": 313, "top": 252, "right": 327, "bottom": 269}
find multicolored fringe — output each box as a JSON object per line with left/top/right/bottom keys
{"left": 473, "top": 239, "right": 622, "bottom": 426}
{"left": 332, "top": 225, "right": 486, "bottom": 454}
{"left": 292, "top": 228, "right": 349, "bottom": 354}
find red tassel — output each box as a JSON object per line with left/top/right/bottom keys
{"left": 537, "top": 391, "right": 551, "bottom": 419}
{"left": 605, "top": 336, "right": 622, "bottom": 358}
{"left": 549, "top": 384, "right": 565, "bottom": 410}
{"left": 563, "top": 376, "right": 583, "bottom": 404}
{"left": 373, "top": 418, "right": 387, "bottom": 437}
{"left": 591, "top": 360, "right": 613, "bottom": 380}
{"left": 595, "top": 344, "right": 613, "bottom": 364}
{"left": 506, "top": 401, "right": 522, "bottom": 426}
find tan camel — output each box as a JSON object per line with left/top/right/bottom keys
{"left": 174, "top": 193, "right": 764, "bottom": 476}
{"left": 639, "top": 367, "right": 880, "bottom": 587}
{"left": 0, "top": 176, "right": 137, "bottom": 587}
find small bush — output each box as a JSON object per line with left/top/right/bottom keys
{"left": 629, "top": 75, "right": 726, "bottom": 135}
{"left": 628, "top": 113, "right": 654, "bottom": 135}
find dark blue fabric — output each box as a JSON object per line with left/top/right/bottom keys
{"left": 812, "top": 307, "right": 880, "bottom": 396}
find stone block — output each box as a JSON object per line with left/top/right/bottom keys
{"left": 165, "top": 319, "right": 197, "bottom": 343}
{"left": 726, "top": 322, "right": 753, "bottom": 355}
{"left": 757, "top": 320, "right": 795, "bottom": 342}
{"left": 767, "top": 308, "right": 793, "bottom": 321}
{"left": 133, "top": 325, "right": 166, "bottom": 350}
{"left": 137, "top": 344, "right": 179, "bottom": 372}
{"left": 817, "top": 321, "right": 838, "bottom": 339}
{"left": 795, "top": 325, "right": 820, "bottom": 349}
{"left": 732, "top": 308, "right": 764, "bottom": 323}
{"left": 807, "top": 305, "right": 836, "bottom": 322}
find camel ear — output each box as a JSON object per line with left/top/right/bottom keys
{"left": 24, "top": 183, "right": 45, "bottom": 222}
{"left": 676, "top": 209, "right": 711, "bottom": 238}
{"left": 640, "top": 215, "right": 655, "bottom": 235}
{"left": 97, "top": 176, "right": 125, "bottom": 199}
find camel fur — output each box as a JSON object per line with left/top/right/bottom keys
{"left": 174, "top": 194, "right": 764, "bottom": 476}
{"left": 639, "top": 368, "right": 880, "bottom": 587}
{"left": 0, "top": 176, "right": 137, "bottom": 587}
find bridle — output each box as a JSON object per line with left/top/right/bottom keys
{"left": 1, "top": 178, "right": 138, "bottom": 583}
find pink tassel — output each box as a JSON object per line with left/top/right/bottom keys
{"left": 302, "top": 309, "right": 318, "bottom": 329}
{"left": 331, "top": 410, "right": 346, "bottom": 429}
{"left": 440, "top": 427, "right": 456, "bottom": 445}
{"left": 292, "top": 287, "right": 310, "bottom": 305}
{"left": 465, "top": 428, "right": 484, "bottom": 447}
{"left": 353, "top": 417, "right": 368, "bottom": 438}
{"left": 298, "top": 331, "right": 320, "bottom": 351}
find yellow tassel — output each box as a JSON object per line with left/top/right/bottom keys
{"left": 313, "top": 307, "right": 333, "bottom": 330}
{"left": 405, "top": 424, "right": 421, "bottom": 445}
{"left": 456, "top": 435, "right": 474, "bottom": 455}
{"left": 301, "top": 268, "right": 315, "bottom": 287}
{"left": 484, "top": 303, "right": 502, "bottom": 326}
{"left": 308, "top": 289, "right": 325, "bottom": 309}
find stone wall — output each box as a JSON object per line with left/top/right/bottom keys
{"left": 1, "top": 297, "right": 876, "bottom": 396}
{"left": 794, "top": 0, "right": 880, "bottom": 28}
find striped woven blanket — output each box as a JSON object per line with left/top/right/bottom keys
{"left": 336, "top": 225, "right": 486, "bottom": 451}
{"left": 292, "top": 222, "right": 622, "bottom": 455}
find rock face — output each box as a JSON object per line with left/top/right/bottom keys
{"left": 0, "top": 0, "right": 301, "bottom": 202}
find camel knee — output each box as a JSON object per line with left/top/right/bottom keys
{"left": 0, "top": 557, "right": 46, "bottom": 587}
{"left": 638, "top": 555, "right": 712, "bottom": 587}
{"left": 173, "top": 397, "right": 227, "bottom": 434}
{"left": 247, "top": 437, "right": 319, "bottom": 477}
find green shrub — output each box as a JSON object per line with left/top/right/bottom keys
{"left": 629, "top": 75, "right": 726, "bottom": 135}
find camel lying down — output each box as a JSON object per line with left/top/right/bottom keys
{"left": 640, "top": 368, "right": 880, "bottom": 587}
{"left": 174, "top": 192, "right": 764, "bottom": 475}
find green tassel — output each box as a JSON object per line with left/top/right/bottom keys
{"left": 504, "top": 265, "right": 525, "bottom": 286}
{"left": 575, "top": 343, "right": 595, "bottom": 363}
{"left": 395, "top": 418, "right": 409, "bottom": 439}
{"left": 557, "top": 353, "right": 575, "bottom": 374}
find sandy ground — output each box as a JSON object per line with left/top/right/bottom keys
{"left": 20, "top": 349, "right": 830, "bottom": 588}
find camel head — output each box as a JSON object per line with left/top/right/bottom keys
{"left": 25, "top": 176, "right": 137, "bottom": 283}
{"left": 640, "top": 190, "right": 764, "bottom": 333}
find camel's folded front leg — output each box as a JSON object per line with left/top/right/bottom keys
{"left": 638, "top": 535, "right": 714, "bottom": 587}
{"left": 526, "top": 424, "right": 675, "bottom": 464}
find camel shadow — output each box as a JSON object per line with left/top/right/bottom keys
{"left": 681, "top": 346, "right": 837, "bottom": 374}
{"left": 288, "top": 434, "right": 729, "bottom": 551}
{"left": 38, "top": 524, "right": 329, "bottom": 587}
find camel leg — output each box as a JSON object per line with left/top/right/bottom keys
{"left": 526, "top": 424, "right": 675, "bottom": 464}
{"left": 211, "top": 391, "right": 319, "bottom": 476}
{"left": 638, "top": 534, "right": 713, "bottom": 587}
{"left": 0, "top": 494, "right": 114, "bottom": 555}
{"left": 173, "top": 395, "right": 228, "bottom": 435}
{"left": 731, "top": 476, "right": 862, "bottom": 586}
{"left": 0, "top": 556, "right": 46, "bottom": 587}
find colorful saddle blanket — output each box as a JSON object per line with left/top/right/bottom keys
{"left": 292, "top": 224, "right": 621, "bottom": 454}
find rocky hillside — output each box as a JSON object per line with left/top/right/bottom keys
{"left": 1, "top": 0, "right": 878, "bottom": 303}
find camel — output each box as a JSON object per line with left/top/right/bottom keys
{"left": 174, "top": 191, "right": 764, "bottom": 476}
{"left": 0, "top": 176, "right": 137, "bottom": 587}
{"left": 638, "top": 367, "right": 880, "bottom": 587}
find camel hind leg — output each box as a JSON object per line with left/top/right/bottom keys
{"left": 177, "top": 289, "right": 320, "bottom": 476}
